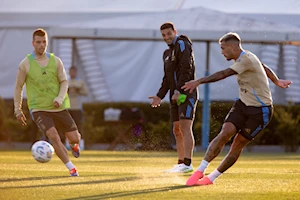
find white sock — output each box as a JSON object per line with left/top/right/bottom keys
{"left": 197, "top": 160, "right": 209, "bottom": 172}
{"left": 207, "top": 169, "right": 222, "bottom": 182}
{"left": 65, "top": 161, "right": 76, "bottom": 170}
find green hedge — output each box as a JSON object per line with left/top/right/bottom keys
{"left": 1, "top": 99, "right": 300, "bottom": 151}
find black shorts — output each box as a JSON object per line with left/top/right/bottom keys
{"left": 31, "top": 110, "right": 78, "bottom": 135}
{"left": 225, "top": 99, "right": 273, "bottom": 140}
{"left": 69, "top": 109, "right": 84, "bottom": 135}
{"left": 170, "top": 96, "right": 198, "bottom": 122}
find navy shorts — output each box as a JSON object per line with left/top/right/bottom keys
{"left": 31, "top": 110, "right": 78, "bottom": 135}
{"left": 224, "top": 99, "right": 273, "bottom": 140}
{"left": 170, "top": 96, "right": 198, "bottom": 122}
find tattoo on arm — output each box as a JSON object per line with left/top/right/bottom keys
{"left": 262, "top": 63, "right": 279, "bottom": 85}
{"left": 199, "top": 68, "right": 237, "bottom": 84}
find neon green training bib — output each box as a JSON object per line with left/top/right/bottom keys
{"left": 26, "top": 53, "right": 70, "bottom": 110}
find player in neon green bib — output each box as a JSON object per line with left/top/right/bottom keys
{"left": 14, "top": 28, "right": 81, "bottom": 176}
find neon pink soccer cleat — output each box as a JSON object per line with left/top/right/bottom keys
{"left": 195, "top": 176, "right": 213, "bottom": 186}
{"left": 186, "top": 170, "right": 204, "bottom": 186}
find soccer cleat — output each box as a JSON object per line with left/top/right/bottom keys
{"left": 70, "top": 168, "right": 79, "bottom": 176}
{"left": 186, "top": 170, "right": 204, "bottom": 186}
{"left": 164, "top": 164, "right": 180, "bottom": 173}
{"left": 71, "top": 144, "right": 80, "bottom": 158}
{"left": 195, "top": 176, "right": 213, "bottom": 186}
{"left": 164, "top": 163, "right": 193, "bottom": 173}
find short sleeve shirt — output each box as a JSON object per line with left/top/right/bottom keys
{"left": 230, "top": 50, "right": 272, "bottom": 106}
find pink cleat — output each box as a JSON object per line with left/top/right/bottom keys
{"left": 186, "top": 170, "right": 204, "bottom": 186}
{"left": 195, "top": 176, "right": 213, "bottom": 186}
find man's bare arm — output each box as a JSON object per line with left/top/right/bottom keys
{"left": 198, "top": 68, "right": 237, "bottom": 84}
{"left": 261, "top": 63, "right": 279, "bottom": 85}
{"left": 262, "top": 63, "right": 292, "bottom": 88}
{"left": 14, "top": 66, "right": 27, "bottom": 117}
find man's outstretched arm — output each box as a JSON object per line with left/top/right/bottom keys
{"left": 182, "top": 68, "right": 237, "bottom": 93}
{"left": 262, "top": 63, "right": 292, "bottom": 88}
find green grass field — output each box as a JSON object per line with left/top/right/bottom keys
{"left": 0, "top": 150, "right": 300, "bottom": 200}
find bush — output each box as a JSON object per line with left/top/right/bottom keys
{"left": 273, "top": 105, "right": 300, "bottom": 152}
{"left": 1, "top": 99, "right": 300, "bottom": 151}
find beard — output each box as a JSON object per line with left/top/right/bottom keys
{"left": 36, "top": 48, "right": 46, "bottom": 55}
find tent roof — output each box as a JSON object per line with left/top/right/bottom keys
{"left": 50, "top": 7, "right": 300, "bottom": 44}
{"left": 1, "top": 0, "right": 300, "bottom": 14}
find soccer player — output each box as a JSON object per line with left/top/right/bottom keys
{"left": 149, "top": 22, "right": 198, "bottom": 173}
{"left": 14, "top": 28, "right": 81, "bottom": 176}
{"left": 67, "top": 66, "right": 89, "bottom": 150}
{"left": 182, "top": 32, "right": 292, "bottom": 186}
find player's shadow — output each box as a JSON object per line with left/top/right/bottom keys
{"left": 63, "top": 185, "right": 188, "bottom": 200}
{"left": 0, "top": 176, "right": 74, "bottom": 183}
{"left": 0, "top": 174, "right": 109, "bottom": 183}
{"left": 0, "top": 176, "right": 139, "bottom": 190}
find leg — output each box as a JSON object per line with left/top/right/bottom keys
{"left": 179, "top": 119, "right": 194, "bottom": 160}
{"left": 217, "top": 133, "right": 250, "bottom": 173}
{"left": 194, "top": 133, "right": 250, "bottom": 186}
{"left": 195, "top": 104, "right": 272, "bottom": 185}
{"left": 65, "top": 130, "right": 81, "bottom": 145}
{"left": 186, "top": 122, "right": 237, "bottom": 186}
{"left": 204, "top": 122, "right": 237, "bottom": 162}
{"left": 65, "top": 130, "right": 81, "bottom": 158}
{"left": 173, "top": 121, "right": 184, "bottom": 162}
{"left": 46, "top": 127, "right": 69, "bottom": 164}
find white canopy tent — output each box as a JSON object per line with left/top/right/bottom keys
{"left": 48, "top": 6, "right": 300, "bottom": 103}
{"left": 0, "top": 1, "right": 300, "bottom": 104}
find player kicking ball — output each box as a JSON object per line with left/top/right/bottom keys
{"left": 182, "top": 32, "right": 292, "bottom": 186}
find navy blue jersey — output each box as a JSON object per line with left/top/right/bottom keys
{"left": 157, "top": 35, "right": 198, "bottom": 100}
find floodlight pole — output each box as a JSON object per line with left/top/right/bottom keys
{"left": 201, "top": 41, "right": 211, "bottom": 150}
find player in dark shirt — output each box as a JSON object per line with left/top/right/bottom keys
{"left": 149, "top": 22, "right": 198, "bottom": 173}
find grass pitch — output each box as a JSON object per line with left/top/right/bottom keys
{"left": 0, "top": 150, "right": 300, "bottom": 200}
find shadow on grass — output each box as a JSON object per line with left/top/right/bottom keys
{"left": 0, "top": 174, "right": 110, "bottom": 183}
{"left": 0, "top": 177, "right": 139, "bottom": 189}
{"left": 63, "top": 185, "right": 188, "bottom": 200}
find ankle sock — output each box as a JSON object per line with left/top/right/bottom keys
{"left": 197, "top": 160, "right": 209, "bottom": 172}
{"left": 183, "top": 158, "right": 191, "bottom": 166}
{"left": 65, "top": 161, "right": 76, "bottom": 170}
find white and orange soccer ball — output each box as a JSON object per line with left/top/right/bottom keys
{"left": 31, "top": 141, "right": 55, "bottom": 163}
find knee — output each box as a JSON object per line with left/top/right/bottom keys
{"left": 66, "top": 131, "right": 81, "bottom": 144}
{"left": 46, "top": 128, "right": 61, "bottom": 143}
{"left": 218, "top": 129, "right": 234, "bottom": 142}
{"left": 173, "top": 127, "right": 182, "bottom": 138}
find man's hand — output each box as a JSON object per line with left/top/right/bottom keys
{"left": 148, "top": 96, "right": 162, "bottom": 108}
{"left": 277, "top": 79, "right": 292, "bottom": 88}
{"left": 181, "top": 80, "right": 200, "bottom": 93}
{"left": 16, "top": 112, "right": 27, "bottom": 126}
{"left": 53, "top": 101, "right": 60, "bottom": 108}
{"left": 53, "top": 97, "right": 63, "bottom": 108}
{"left": 171, "top": 93, "right": 180, "bottom": 103}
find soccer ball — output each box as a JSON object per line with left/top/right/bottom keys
{"left": 31, "top": 141, "right": 55, "bottom": 163}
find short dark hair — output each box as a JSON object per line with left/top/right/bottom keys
{"left": 219, "top": 32, "right": 241, "bottom": 45}
{"left": 33, "top": 28, "right": 47, "bottom": 41}
{"left": 160, "top": 22, "right": 175, "bottom": 31}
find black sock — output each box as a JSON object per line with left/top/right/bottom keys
{"left": 178, "top": 159, "right": 184, "bottom": 164}
{"left": 184, "top": 158, "right": 191, "bottom": 166}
